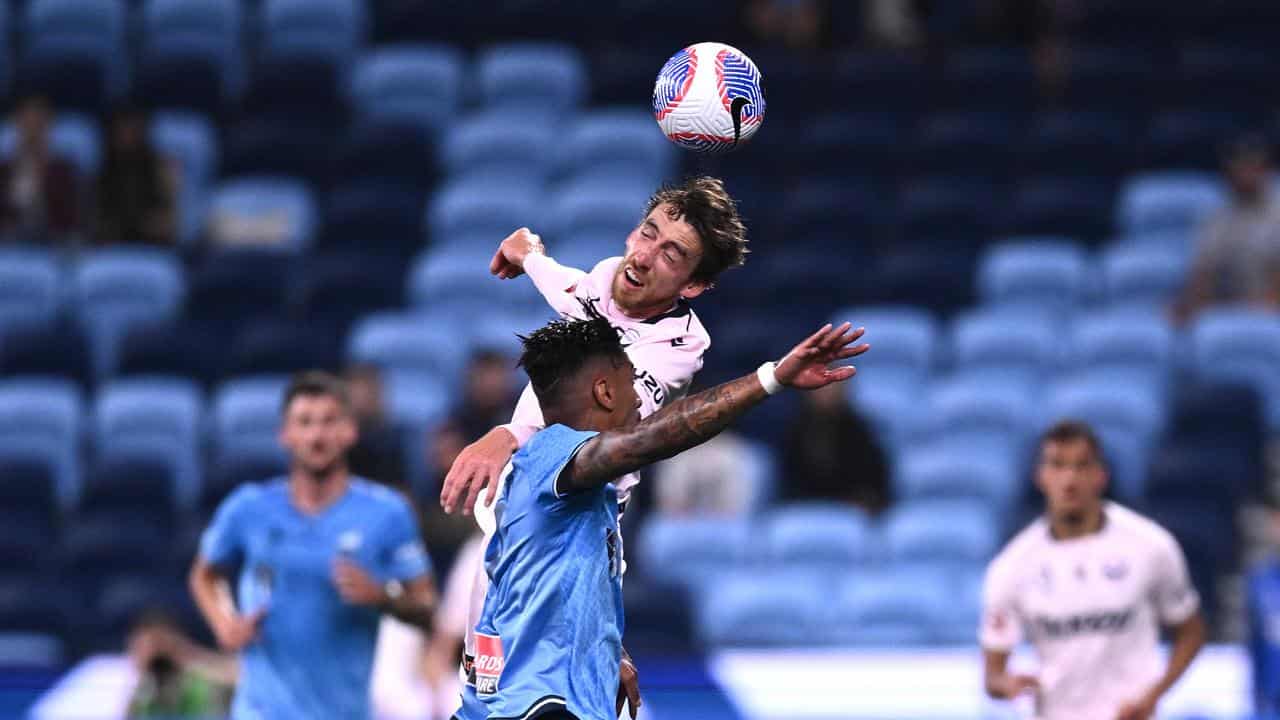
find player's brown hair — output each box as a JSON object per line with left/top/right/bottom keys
{"left": 281, "top": 370, "right": 352, "bottom": 415}
{"left": 1038, "top": 420, "right": 1104, "bottom": 463}
{"left": 644, "top": 175, "right": 748, "bottom": 285}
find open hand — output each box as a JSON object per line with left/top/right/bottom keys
{"left": 440, "top": 427, "right": 517, "bottom": 515}
{"left": 774, "top": 322, "right": 869, "bottom": 390}
{"left": 213, "top": 609, "right": 264, "bottom": 652}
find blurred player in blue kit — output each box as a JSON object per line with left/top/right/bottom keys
{"left": 454, "top": 315, "right": 868, "bottom": 720}
{"left": 189, "top": 371, "right": 439, "bottom": 720}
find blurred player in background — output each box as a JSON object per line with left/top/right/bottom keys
{"left": 455, "top": 315, "right": 868, "bottom": 720}
{"left": 189, "top": 371, "right": 439, "bottom": 720}
{"left": 981, "top": 421, "right": 1206, "bottom": 720}
{"left": 437, "top": 176, "right": 749, "bottom": 704}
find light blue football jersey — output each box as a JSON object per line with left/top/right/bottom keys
{"left": 456, "top": 424, "right": 624, "bottom": 720}
{"left": 200, "top": 478, "right": 431, "bottom": 720}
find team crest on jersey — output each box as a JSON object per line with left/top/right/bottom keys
{"left": 474, "top": 633, "right": 505, "bottom": 695}
{"left": 1102, "top": 559, "right": 1129, "bottom": 581}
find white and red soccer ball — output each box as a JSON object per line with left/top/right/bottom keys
{"left": 653, "top": 42, "right": 766, "bottom": 154}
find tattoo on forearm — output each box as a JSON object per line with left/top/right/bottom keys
{"left": 569, "top": 375, "right": 767, "bottom": 489}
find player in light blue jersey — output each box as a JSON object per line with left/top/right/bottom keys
{"left": 190, "top": 371, "right": 439, "bottom": 720}
{"left": 456, "top": 314, "right": 868, "bottom": 720}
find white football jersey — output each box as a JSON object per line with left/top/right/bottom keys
{"left": 980, "top": 502, "right": 1200, "bottom": 720}
{"left": 462, "top": 252, "right": 710, "bottom": 665}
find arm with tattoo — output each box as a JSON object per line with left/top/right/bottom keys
{"left": 559, "top": 322, "right": 869, "bottom": 493}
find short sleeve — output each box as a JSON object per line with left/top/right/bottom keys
{"left": 523, "top": 425, "right": 599, "bottom": 502}
{"left": 379, "top": 497, "right": 432, "bottom": 582}
{"left": 199, "top": 486, "right": 256, "bottom": 568}
{"left": 979, "top": 557, "right": 1024, "bottom": 651}
{"left": 1151, "top": 533, "right": 1200, "bottom": 624}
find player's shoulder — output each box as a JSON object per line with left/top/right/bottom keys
{"left": 588, "top": 256, "right": 623, "bottom": 279}
{"left": 1106, "top": 502, "right": 1181, "bottom": 552}
{"left": 988, "top": 517, "right": 1050, "bottom": 576}
{"left": 349, "top": 478, "right": 414, "bottom": 516}
{"left": 632, "top": 299, "right": 711, "bottom": 352}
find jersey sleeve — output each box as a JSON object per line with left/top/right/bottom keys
{"left": 523, "top": 252, "right": 587, "bottom": 316}
{"left": 528, "top": 424, "right": 601, "bottom": 502}
{"left": 979, "top": 555, "right": 1024, "bottom": 651}
{"left": 199, "top": 485, "right": 256, "bottom": 568}
{"left": 1151, "top": 531, "right": 1200, "bottom": 624}
{"left": 500, "top": 382, "right": 546, "bottom": 449}
{"left": 379, "top": 496, "right": 432, "bottom": 582}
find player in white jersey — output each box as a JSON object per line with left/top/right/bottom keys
{"left": 981, "top": 421, "right": 1206, "bottom": 720}
{"left": 437, "top": 176, "right": 749, "bottom": 714}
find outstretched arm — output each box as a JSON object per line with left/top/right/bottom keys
{"left": 561, "top": 323, "right": 867, "bottom": 492}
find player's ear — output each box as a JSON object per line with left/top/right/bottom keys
{"left": 591, "top": 376, "right": 616, "bottom": 412}
{"left": 679, "top": 279, "right": 709, "bottom": 300}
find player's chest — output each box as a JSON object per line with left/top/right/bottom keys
{"left": 245, "top": 513, "right": 377, "bottom": 578}
{"left": 1015, "top": 546, "right": 1152, "bottom": 623}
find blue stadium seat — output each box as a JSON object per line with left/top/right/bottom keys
{"left": 318, "top": 180, "right": 425, "bottom": 257}
{"left": 696, "top": 571, "right": 827, "bottom": 647}
{"left": 1099, "top": 244, "right": 1190, "bottom": 309}
{"left": 347, "top": 312, "right": 466, "bottom": 380}
{"left": 0, "top": 322, "right": 94, "bottom": 389}
{"left": 184, "top": 254, "right": 291, "bottom": 334}
{"left": 21, "top": 0, "right": 127, "bottom": 109}
{"left": 73, "top": 249, "right": 184, "bottom": 378}
{"left": 80, "top": 449, "right": 177, "bottom": 523}
{"left": 439, "top": 112, "right": 556, "bottom": 185}
{"left": 223, "top": 319, "right": 343, "bottom": 380}
{"left": 1167, "top": 381, "right": 1264, "bottom": 499}
{"left": 846, "top": 372, "right": 921, "bottom": 451}
{"left": 0, "top": 517, "right": 55, "bottom": 576}
{"left": 934, "top": 573, "right": 984, "bottom": 645}
{"left": 1140, "top": 111, "right": 1244, "bottom": 172}
{"left": 949, "top": 309, "right": 1058, "bottom": 380}
{"left": 211, "top": 376, "right": 289, "bottom": 447}
{"left": 787, "top": 113, "right": 904, "bottom": 179}
{"left": 1019, "top": 110, "right": 1134, "bottom": 176}
{"left": 1006, "top": 177, "right": 1115, "bottom": 242}
{"left": 202, "top": 441, "right": 286, "bottom": 513}
{"left": 831, "top": 305, "right": 937, "bottom": 385}
{"left": 350, "top": 45, "right": 463, "bottom": 134}
{"left": 554, "top": 233, "right": 623, "bottom": 271}
{"left": 557, "top": 110, "right": 674, "bottom": 184}
{"left": 910, "top": 113, "right": 1016, "bottom": 176}
{"left": 1176, "top": 44, "right": 1272, "bottom": 110}
{"left": 1190, "top": 309, "right": 1280, "bottom": 430}
{"left": 1058, "top": 46, "right": 1155, "bottom": 110}
{"left": 0, "top": 379, "right": 82, "bottom": 506}
{"left": 898, "top": 175, "right": 999, "bottom": 244}
{"left": 0, "top": 112, "right": 101, "bottom": 178}
{"left": 638, "top": 516, "right": 751, "bottom": 591}
{"left": 763, "top": 503, "right": 876, "bottom": 567}
{"left": 407, "top": 245, "right": 542, "bottom": 313}
{"left": 1116, "top": 172, "right": 1226, "bottom": 236}
{"left": 426, "top": 178, "right": 544, "bottom": 248}
{"left": 251, "top": 0, "right": 364, "bottom": 115}
{"left": 978, "top": 241, "right": 1090, "bottom": 311}
{"left": 93, "top": 377, "right": 202, "bottom": 507}
{"left": 113, "top": 320, "right": 222, "bottom": 386}
{"left": 544, "top": 178, "right": 650, "bottom": 241}
{"left": 1044, "top": 371, "right": 1165, "bottom": 439}
{"left": 58, "top": 514, "right": 169, "bottom": 593}
{"left": 381, "top": 369, "right": 450, "bottom": 430}
{"left": 0, "top": 579, "right": 70, "bottom": 648}
{"left": 220, "top": 116, "right": 332, "bottom": 184}
{"left": 916, "top": 375, "right": 1036, "bottom": 451}
{"left": 0, "top": 450, "right": 59, "bottom": 535}
{"left": 206, "top": 177, "right": 317, "bottom": 251}
{"left": 151, "top": 112, "right": 219, "bottom": 244}
{"left": 289, "top": 255, "right": 405, "bottom": 333}
{"left": 0, "top": 248, "right": 61, "bottom": 338}
{"left": 937, "top": 48, "right": 1036, "bottom": 111}
{"left": 833, "top": 50, "right": 928, "bottom": 112}
{"left": 828, "top": 568, "right": 949, "bottom": 645}
{"left": 137, "top": 0, "right": 244, "bottom": 111}
{"left": 476, "top": 43, "right": 586, "bottom": 115}
{"left": 883, "top": 500, "right": 999, "bottom": 565}
{"left": 1071, "top": 310, "right": 1174, "bottom": 378}
{"left": 330, "top": 122, "right": 434, "bottom": 190}
{"left": 780, "top": 176, "right": 889, "bottom": 248}
{"left": 896, "top": 439, "right": 1018, "bottom": 509}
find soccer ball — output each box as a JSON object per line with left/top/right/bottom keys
{"left": 653, "top": 42, "right": 766, "bottom": 154}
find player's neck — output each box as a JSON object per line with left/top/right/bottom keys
{"left": 289, "top": 467, "right": 350, "bottom": 515}
{"left": 1049, "top": 505, "right": 1105, "bottom": 541}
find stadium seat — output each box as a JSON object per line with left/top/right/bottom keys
{"left": 93, "top": 377, "right": 202, "bottom": 507}
{"left": 1190, "top": 309, "right": 1280, "bottom": 430}
{"left": 833, "top": 50, "right": 929, "bottom": 112}
{"left": 0, "top": 321, "right": 94, "bottom": 389}
{"left": 80, "top": 449, "right": 177, "bottom": 524}
{"left": 137, "top": 0, "right": 244, "bottom": 111}
{"left": 0, "top": 379, "right": 83, "bottom": 506}
{"left": 0, "top": 516, "right": 56, "bottom": 576}
{"left": 206, "top": 177, "right": 318, "bottom": 251}
{"left": 696, "top": 571, "right": 827, "bottom": 647}
{"left": 828, "top": 568, "right": 950, "bottom": 645}
{"left": 150, "top": 112, "right": 219, "bottom": 244}
{"left": 350, "top": 45, "right": 463, "bottom": 134}
{"left": 0, "top": 112, "right": 102, "bottom": 178}
{"left": 898, "top": 175, "right": 1000, "bottom": 244}
{"left": 915, "top": 375, "right": 1036, "bottom": 452}
{"left": 113, "top": 320, "right": 223, "bottom": 387}
{"left": 72, "top": 249, "right": 184, "bottom": 378}
{"left": 882, "top": 500, "right": 1000, "bottom": 565}
{"left": 557, "top": 110, "right": 674, "bottom": 184}
{"left": 223, "top": 319, "right": 343, "bottom": 380}
{"left": 846, "top": 371, "right": 921, "bottom": 451}
{"left": 475, "top": 43, "right": 586, "bottom": 115}
{"left": 0, "top": 579, "right": 70, "bottom": 648}
{"left": 202, "top": 441, "right": 287, "bottom": 514}
{"left": 347, "top": 312, "right": 465, "bottom": 380}
{"left": 1070, "top": 310, "right": 1174, "bottom": 378}
{"left": 910, "top": 113, "right": 1016, "bottom": 177}
{"left": 329, "top": 122, "right": 434, "bottom": 191}
{"left": 1116, "top": 172, "right": 1226, "bottom": 236}
{"left": 426, "top": 178, "right": 544, "bottom": 248}
{"left": 0, "top": 451, "right": 59, "bottom": 536}
{"left": 977, "top": 241, "right": 1090, "bottom": 311}
{"left": 1005, "top": 177, "right": 1115, "bottom": 242}
{"left": 949, "top": 308, "right": 1058, "bottom": 381}
{"left": 544, "top": 178, "right": 650, "bottom": 241}
{"left": 0, "top": 437, "right": 80, "bottom": 513}
{"left": 831, "top": 305, "right": 938, "bottom": 385}
{"left": 407, "top": 245, "right": 542, "bottom": 313}
{"left": 439, "top": 112, "right": 556, "bottom": 185}
{"left": 210, "top": 376, "right": 289, "bottom": 447}
{"left": 288, "top": 256, "right": 405, "bottom": 333}
{"left": 1044, "top": 371, "right": 1165, "bottom": 438}
{"left": 381, "top": 369, "right": 451, "bottom": 431}
{"left": 249, "top": 0, "right": 364, "bottom": 116}
{"left": 1140, "top": 111, "right": 1244, "bottom": 172}
{"left": 1175, "top": 44, "right": 1273, "bottom": 111}
{"left": 318, "top": 181, "right": 425, "bottom": 258}
{"left": 936, "top": 47, "right": 1037, "bottom": 111}
{"left": 1099, "top": 243, "right": 1190, "bottom": 310}
{"left": 0, "top": 247, "right": 61, "bottom": 338}
{"left": 58, "top": 514, "right": 170, "bottom": 593}
{"left": 785, "top": 113, "right": 901, "bottom": 180}
{"left": 1058, "top": 46, "right": 1156, "bottom": 110}
{"left": 1018, "top": 110, "right": 1134, "bottom": 177}
{"left": 638, "top": 516, "right": 751, "bottom": 591}
{"left": 762, "top": 503, "right": 876, "bottom": 567}
{"left": 896, "top": 438, "right": 1019, "bottom": 509}
{"left": 1166, "top": 380, "right": 1264, "bottom": 498}
{"left": 779, "top": 176, "right": 889, "bottom": 249}
{"left": 21, "top": 0, "right": 127, "bottom": 109}
{"left": 1146, "top": 442, "right": 1249, "bottom": 505}
{"left": 184, "top": 257, "right": 290, "bottom": 334}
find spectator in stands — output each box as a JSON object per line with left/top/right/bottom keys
{"left": 94, "top": 106, "right": 176, "bottom": 247}
{"left": 1177, "top": 134, "right": 1280, "bottom": 322}
{"left": 1247, "top": 500, "right": 1280, "bottom": 715}
{"left": 422, "top": 350, "right": 519, "bottom": 571}
{"left": 344, "top": 364, "right": 405, "bottom": 488}
{"left": 652, "top": 432, "right": 755, "bottom": 516}
{"left": 0, "top": 95, "right": 81, "bottom": 244}
{"left": 782, "top": 383, "right": 890, "bottom": 513}
{"left": 126, "top": 609, "right": 235, "bottom": 718}
{"left": 745, "top": 0, "right": 825, "bottom": 49}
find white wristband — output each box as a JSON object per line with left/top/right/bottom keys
{"left": 756, "top": 361, "right": 783, "bottom": 395}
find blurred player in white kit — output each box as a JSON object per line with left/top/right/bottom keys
{"left": 981, "top": 420, "right": 1206, "bottom": 720}
{"left": 437, "top": 176, "right": 749, "bottom": 713}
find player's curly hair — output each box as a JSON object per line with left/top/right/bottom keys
{"left": 645, "top": 176, "right": 748, "bottom": 285}
{"left": 518, "top": 312, "right": 627, "bottom": 408}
